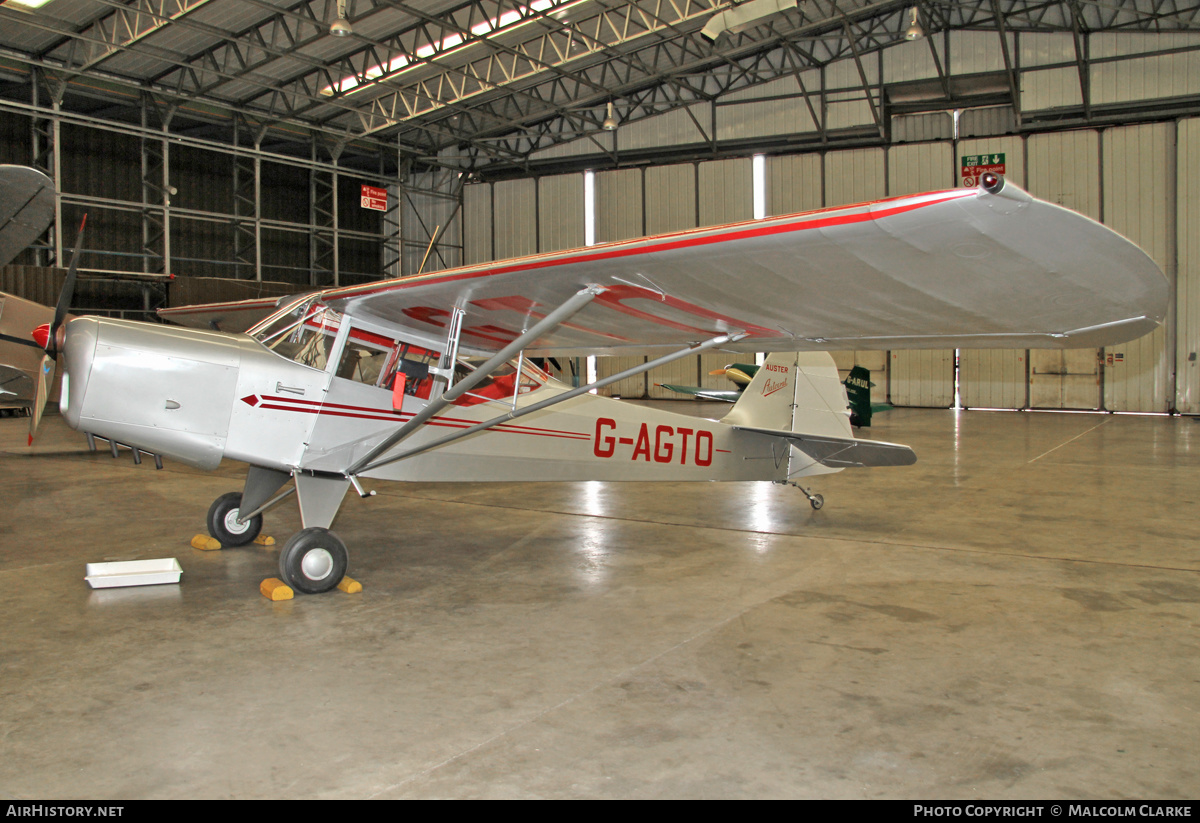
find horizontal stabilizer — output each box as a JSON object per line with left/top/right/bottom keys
{"left": 732, "top": 425, "right": 917, "bottom": 468}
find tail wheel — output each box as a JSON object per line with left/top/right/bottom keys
{"left": 279, "top": 527, "right": 348, "bottom": 594}
{"left": 206, "top": 492, "right": 263, "bottom": 547}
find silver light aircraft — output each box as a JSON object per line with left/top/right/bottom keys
{"left": 43, "top": 174, "right": 1168, "bottom": 594}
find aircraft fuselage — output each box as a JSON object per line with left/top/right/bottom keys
{"left": 60, "top": 314, "right": 834, "bottom": 484}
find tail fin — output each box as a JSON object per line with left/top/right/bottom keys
{"left": 724, "top": 352, "right": 916, "bottom": 472}
{"left": 844, "top": 365, "right": 873, "bottom": 427}
{"left": 723, "top": 351, "right": 852, "bottom": 438}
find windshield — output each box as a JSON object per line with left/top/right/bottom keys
{"left": 251, "top": 296, "right": 342, "bottom": 371}
{"left": 247, "top": 294, "right": 312, "bottom": 338}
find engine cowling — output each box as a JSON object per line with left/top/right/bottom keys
{"left": 62, "top": 317, "right": 245, "bottom": 470}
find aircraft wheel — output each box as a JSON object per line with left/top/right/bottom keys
{"left": 809, "top": 494, "right": 824, "bottom": 511}
{"left": 279, "top": 528, "right": 348, "bottom": 595}
{"left": 206, "top": 492, "right": 263, "bottom": 547}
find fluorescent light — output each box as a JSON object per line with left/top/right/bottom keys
{"left": 7, "top": 0, "right": 57, "bottom": 8}
{"left": 752, "top": 154, "right": 766, "bottom": 219}
{"left": 584, "top": 170, "right": 595, "bottom": 247}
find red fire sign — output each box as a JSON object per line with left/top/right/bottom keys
{"left": 361, "top": 184, "right": 387, "bottom": 211}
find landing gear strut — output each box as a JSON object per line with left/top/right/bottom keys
{"left": 777, "top": 480, "right": 824, "bottom": 510}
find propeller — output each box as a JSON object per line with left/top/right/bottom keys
{"left": 28, "top": 213, "right": 86, "bottom": 445}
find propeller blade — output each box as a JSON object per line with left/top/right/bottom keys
{"left": 28, "top": 353, "right": 54, "bottom": 445}
{"left": 48, "top": 213, "right": 87, "bottom": 351}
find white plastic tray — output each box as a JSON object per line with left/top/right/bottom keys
{"left": 85, "top": 558, "right": 183, "bottom": 589}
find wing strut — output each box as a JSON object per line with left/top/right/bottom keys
{"left": 347, "top": 284, "right": 607, "bottom": 475}
{"left": 352, "top": 331, "right": 749, "bottom": 475}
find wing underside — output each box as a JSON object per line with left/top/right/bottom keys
{"left": 320, "top": 181, "right": 1167, "bottom": 358}
{"left": 0, "top": 165, "right": 54, "bottom": 270}
{"left": 158, "top": 296, "right": 287, "bottom": 333}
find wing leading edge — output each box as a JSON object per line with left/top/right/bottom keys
{"left": 315, "top": 178, "right": 1167, "bottom": 358}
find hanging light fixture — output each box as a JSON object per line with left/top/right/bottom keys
{"left": 904, "top": 6, "right": 925, "bottom": 41}
{"left": 602, "top": 102, "right": 618, "bottom": 132}
{"left": 331, "top": 0, "right": 353, "bottom": 36}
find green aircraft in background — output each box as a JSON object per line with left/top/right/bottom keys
{"left": 660, "top": 362, "right": 888, "bottom": 427}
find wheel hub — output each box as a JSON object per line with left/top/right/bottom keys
{"left": 301, "top": 548, "right": 334, "bottom": 581}
{"left": 224, "top": 509, "right": 250, "bottom": 534}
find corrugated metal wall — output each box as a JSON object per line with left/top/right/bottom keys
{"left": 462, "top": 183, "right": 493, "bottom": 265}
{"left": 538, "top": 174, "right": 585, "bottom": 253}
{"left": 1177, "top": 118, "right": 1200, "bottom": 414}
{"left": 716, "top": 72, "right": 821, "bottom": 142}
{"left": 645, "top": 164, "right": 697, "bottom": 235}
{"left": 1091, "top": 33, "right": 1200, "bottom": 106}
{"left": 492, "top": 177, "right": 538, "bottom": 260}
{"left": 825, "top": 147, "right": 885, "bottom": 207}
{"left": 1102, "top": 122, "right": 1173, "bottom": 413}
{"left": 767, "top": 153, "right": 822, "bottom": 216}
{"left": 595, "top": 168, "right": 643, "bottom": 243}
{"left": 697, "top": 157, "right": 753, "bottom": 227}
{"left": 619, "top": 104, "right": 712, "bottom": 153}
{"left": 1027, "top": 130, "right": 1102, "bottom": 409}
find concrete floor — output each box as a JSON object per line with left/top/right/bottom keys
{"left": 1, "top": 403, "right": 1198, "bottom": 799}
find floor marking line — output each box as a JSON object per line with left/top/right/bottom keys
{"left": 1027, "top": 417, "right": 1112, "bottom": 464}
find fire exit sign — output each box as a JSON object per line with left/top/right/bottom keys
{"left": 961, "top": 153, "right": 1006, "bottom": 187}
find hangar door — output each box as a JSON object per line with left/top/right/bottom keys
{"left": 1025, "top": 130, "right": 1102, "bottom": 410}
{"left": 887, "top": 142, "right": 957, "bottom": 408}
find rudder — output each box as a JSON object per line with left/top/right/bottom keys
{"left": 723, "top": 352, "right": 853, "bottom": 439}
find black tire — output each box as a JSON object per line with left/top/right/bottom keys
{"left": 206, "top": 492, "right": 263, "bottom": 547}
{"left": 278, "top": 527, "right": 348, "bottom": 595}
{"left": 810, "top": 494, "right": 824, "bottom": 511}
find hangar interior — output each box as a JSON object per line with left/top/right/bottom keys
{"left": 1, "top": 0, "right": 1199, "bottom": 800}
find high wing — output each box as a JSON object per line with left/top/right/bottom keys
{"left": 158, "top": 296, "right": 289, "bottom": 333}
{"left": 317, "top": 179, "right": 1167, "bottom": 357}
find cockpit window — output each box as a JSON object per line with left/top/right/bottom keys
{"left": 446, "top": 358, "right": 545, "bottom": 407}
{"left": 252, "top": 298, "right": 342, "bottom": 371}
{"left": 336, "top": 327, "right": 396, "bottom": 387}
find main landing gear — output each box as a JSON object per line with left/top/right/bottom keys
{"left": 204, "top": 467, "right": 353, "bottom": 595}
{"left": 278, "top": 528, "right": 348, "bottom": 595}
{"left": 206, "top": 492, "right": 263, "bottom": 546}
